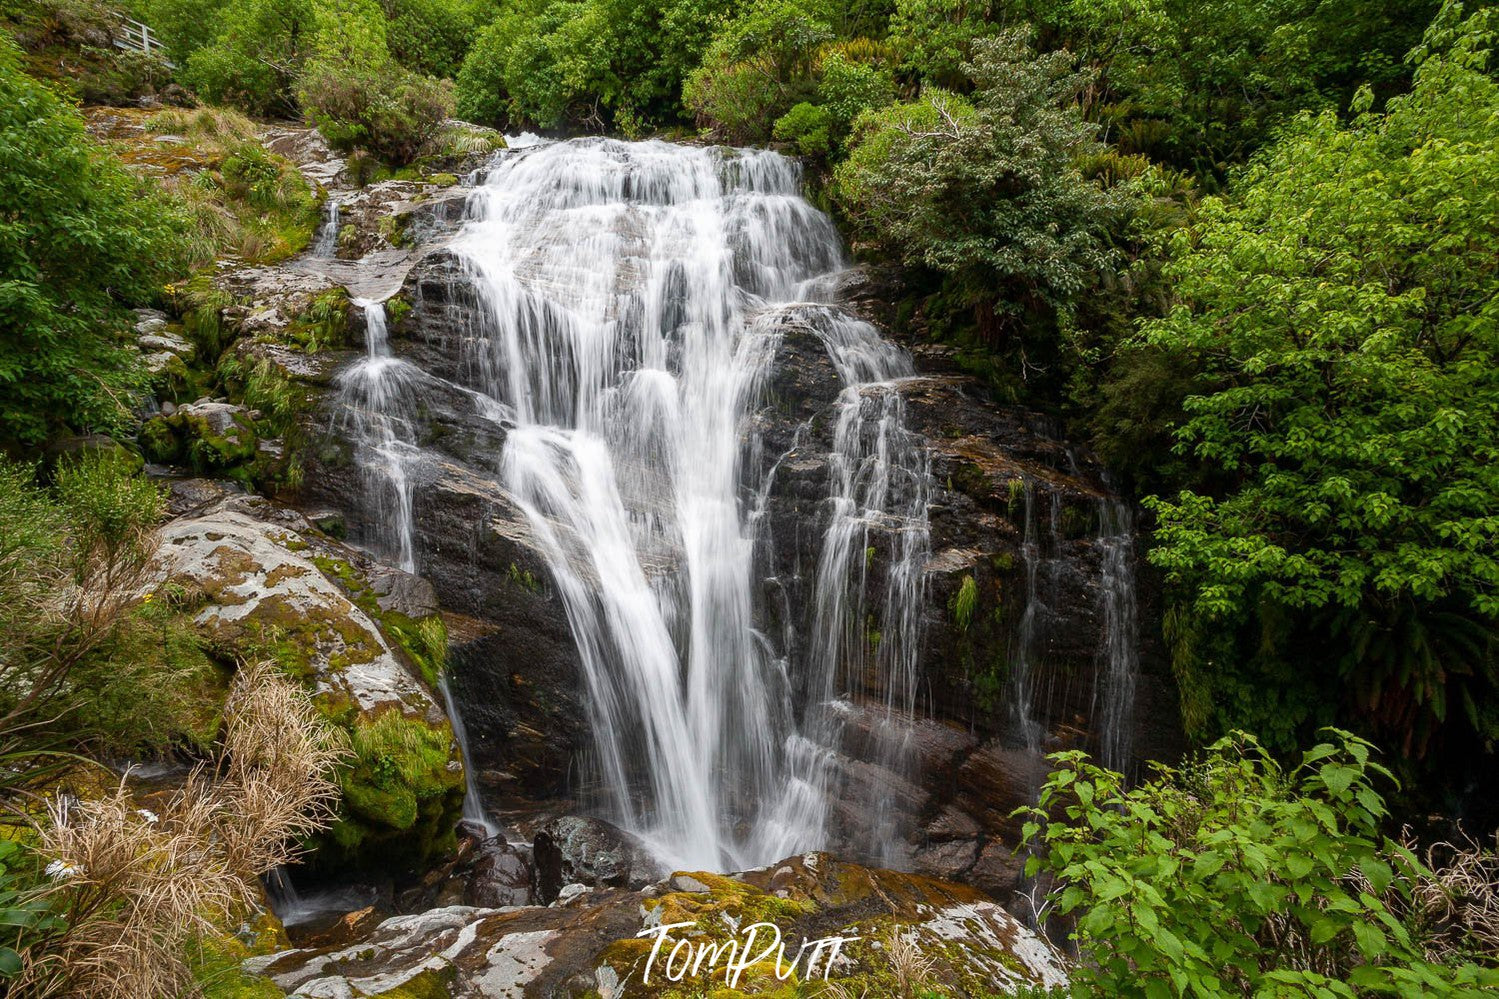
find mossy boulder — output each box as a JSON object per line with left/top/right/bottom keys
{"left": 246, "top": 852, "right": 1067, "bottom": 997}
{"left": 149, "top": 492, "right": 464, "bottom": 871}
{"left": 142, "top": 399, "right": 259, "bottom": 473}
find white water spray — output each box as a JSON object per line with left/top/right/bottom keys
{"left": 441, "top": 139, "right": 926, "bottom": 870}
{"left": 335, "top": 299, "right": 421, "bottom": 572}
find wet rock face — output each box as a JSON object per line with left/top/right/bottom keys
{"left": 466, "top": 839, "right": 538, "bottom": 908}
{"left": 256, "top": 131, "right": 1175, "bottom": 897}
{"left": 395, "top": 831, "right": 539, "bottom": 912}
{"left": 746, "top": 306, "right": 1181, "bottom": 901}
{"left": 286, "top": 220, "right": 591, "bottom": 817}
{"left": 532, "top": 817, "right": 667, "bottom": 903}
{"left": 246, "top": 852, "right": 1067, "bottom": 998}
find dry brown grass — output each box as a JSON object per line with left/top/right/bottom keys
{"left": 18, "top": 662, "right": 346, "bottom": 999}
{"left": 885, "top": 925, "right": 936, "bottom": 999}
{"left": 1389, "top": 829, "right": 1499, "bottom": 964}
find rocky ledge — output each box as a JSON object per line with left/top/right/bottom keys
{"left": 248, "top": 851, "right": 1067, "bottom": 998}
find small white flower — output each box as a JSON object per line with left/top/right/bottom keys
{"left": 136, "top": 809, "right": 159, "bottom": 824}
{"left": 46, "top": 860, "right": 80, "bottom": 879}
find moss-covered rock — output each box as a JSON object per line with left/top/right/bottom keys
{"left": 141, "top": 400, "right": 259, "bottom": 477}
{"left": 247, "top": 853, "right": 1066, "bottom": 997}
{"left": 148, "top": 491, "right": 464, "bottom": 871}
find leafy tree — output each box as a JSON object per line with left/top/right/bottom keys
{"left": 0, "top": 39, "right": 186, "bottom": 449}
{"left": 1018, "top": 0, "right": 1442, "bottom": 176}
{"left": 183, "top": 0, "right": 317, "bottom": 116}
{"left": 1023, "top": 731, "right": 1499, "bottom": 996}
{"left": 1140, "top": 6, "right": 1499, "bottom": 761}
{"left": 455, "top": 0, "right": 570, "bottom": 127}
{"left": 456, "top": 0, "right": 728, "bottom": 130}
{"left": 134, "top": 0, "right": 230, "bottom": 64}
{"left": 834, "top": 29, "right": 1128, "bottom": 334}
{"left": 297, "top": 0, "right": 454, "bottom": 164}
{"left": 378, "top": 0, "right": 480, "bottom": 78}
{"left": 816, "top": 45, "right": 897, "bottom": 144}
{"left": 683, "top": 0, "right": 834, "bottom": 141}
{"left": 886, "top": 0, "right": 1003, "bottom": 89}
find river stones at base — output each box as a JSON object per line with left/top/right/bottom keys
{"left": 246, "top": 852, "right": 1067, "bottom": 998}
{"left": 396, "top": 833, "right": 539, "bottom": 913}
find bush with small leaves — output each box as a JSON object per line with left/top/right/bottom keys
{"left": 773, "top": 101, "right": 832, "bottom": 156}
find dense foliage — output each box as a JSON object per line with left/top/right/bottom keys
{"left": 0, "top": 39, "right": 185, "bottom": 448}
{"left": 147, "top": 0, "right": 461, "bottom": 162}
{"left": 1025, "top": 733, "right": 1499, "bottom": 995}
{"left": 834, "top": 31, "right": 1126, "bottom": 334}
{"left": 296, "top": 0, "right": 455, "bottom": 164}
{"left": 456, "top": 0, "right": 731, "bottom": 131}
{"left": 1139, "top": 10, "right": 1499, "bottom": 762}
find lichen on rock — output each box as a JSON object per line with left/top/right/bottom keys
{"left": 148, "top": 490, "right": 464, "bottom": 869}
{"left": 247, "top": 852, "right": 1066, "bottom": 997}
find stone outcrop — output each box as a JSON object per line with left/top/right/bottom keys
{"left": 147, "top": 487, "right": 465, "bottom": 869}
{"left": 247, "top": 852, "right": 1067, "bottom": 998}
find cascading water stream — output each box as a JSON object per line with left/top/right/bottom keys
{"left": 335, "top": 299, "right": 495, "bottom": 831}
{"left": 336, "top": 300, "right": 420, "bottom": 573}
{"left": 313, "top": 198, "right": 342, "bottom": 258}
{"left": 1093, "top": 499, "right": 1139, "bottom": 777}
{"left": 793, "top": 306, "right": 930, "bottom": 865}
{"left": 439, "top": 677, "right": 500, "bottom": 837}
{"left": 1009, "top": 484, "right": 1055, "bottom": 754}
{"left": 439, "top": 138, "right": 928, "bottom": 870}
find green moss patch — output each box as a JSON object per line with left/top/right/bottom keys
{"left": 319, "top": 709, "right": 464, "bottom": 871}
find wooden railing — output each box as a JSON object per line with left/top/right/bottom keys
{"left": 112, "top": 18, "right": 174, "bottom": 67}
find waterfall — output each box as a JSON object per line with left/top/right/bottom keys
{"left": 1009, "top": 485, "right": 1141, "bottom": 778}
{"left": 1094, "top": 499, "right": 1139, "bottom": 777}
{"left": 437, "top": 138, "right": 925, "bottom": 870}
{"left": 1009, "top": 484, "right": 1055, "bottom": 753}
{"left": 791, "top": 306, "right": 929, "bottom": 865}
{"left": 336, "top": 300, "right": 422, "bottom": 572}
{"left": 335, "top": 300, "right": 496, "bottom": 832}
{"left": 313, "top": 198, "right": 342, "bottom": 258}
{"left": 438, "top": 677, "right": 500, "bottom": 837}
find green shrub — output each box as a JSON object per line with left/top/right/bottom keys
{"left": 455, "top": 0, "right": 564, "bottom": 128}
{"left": 455, "top": 0, "right": 727, "bottom": 130}
{"left": 53, "top": 450, "right": 164, "bottom": 585}
{"left": 0, "top": 38, "right": 188, "bottom": 449}
{"left": 134, "top": 0, "right": 230, "bottom": 64}
{"left": 682, "top": 0, "right": 832, "bottom": 142}
{"left": 772, "top": 101, "right": 832, "bottom": 155}
{"left": 297, "top": 0, "right": 454, "bottom": 165}
{"left": 886, "top": 0, "right": 999, "bottom": 89}
{"left": 834, "top": 31, "right": 1127, "bottom": 328}
{"left": 302, "top": 66, "right": 454, "bottom": 166}
{"left": 1023, "top": 731, "right": 1499, "bottom": 995}
{"left": 815, "top": 47, "right": 894, "bottom": 143}
{"left": 380, "top": 0, "right": 481, "bottom": 78}
{"left": 183, "top": 0, "right": 317, "bottom": 116}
